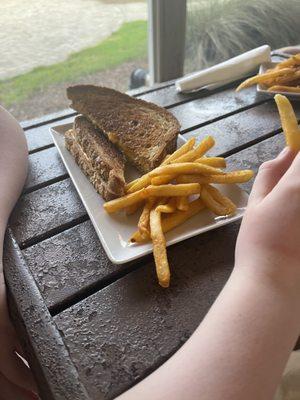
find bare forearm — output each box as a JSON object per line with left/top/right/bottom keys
{"left": 0, "top": 106, "right": 27, "bottom": 219}
{"left": 118, "top": 268, "right": 299, "bottom": 400}
{"left": 0, "top": 106, "right": 28, "bottom": 262}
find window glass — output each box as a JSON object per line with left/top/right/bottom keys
{"left": 185, "top": 0, "right": 300, "bottom": 74}
{"left": 0, "top": 0, "right": 148, "bottom": 121}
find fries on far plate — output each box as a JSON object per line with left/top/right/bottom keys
{"left": 236, "top": 53, "right": 300, "bottom": 93}
{"left": 103, "top": 136, "right": 254, "bottom": 288}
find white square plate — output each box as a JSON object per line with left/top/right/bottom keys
{"left": 51, "top": 123, "right": 249, "bottom": 264}
{"left": 257, "top": 61, "right": 300, "bottom": 99}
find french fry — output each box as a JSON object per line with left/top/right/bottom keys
{"left": 268, "top": 85, "right": 300, "bottom": 93}
{"left": 127, "top": 174, "right": 152, "bottom": 194}
{"left": 236, "top": 68, "right": 294, "bottom": 91}
{"left": 126, "top": 138, "right": 196, "bottom": 193}
{"left": 149, "top": 162, "right": 224, "bottom": 177}
{"left": 271, "top": 70, "right": 300, "bottom": 85}
{"left": 162, "top": 137, "right": 196, "bottom": 164}
{"left": 195, "top": 157, "right": 226, "bottom": 168}
{"left": 205, "top": 184, "right": 236, "bottom": 215}
{"left": 138, "top": 198, "right": 155, "bottom": 237}
{"left": 150, "top": 209, "right": 170, "bottom": 288}
{"left": 146, "top": 183, "right": 200, "bottom": 197}
{"left": 176, "top": 196, "right": 189, "bottom": 211}
{"left": 104, "top": 188, "right": 147, "bottom": 213}
{"left": 151, "top": 174, "right": 175, "bottom": 185}
{"left": 174, "top": 136, "right": 215, "bottom": 163}
{"left": 131, "top": 198, "right": 205, "bottom": 243}
{"left": 125, "top": 201, "right": 144, "bottom": 215}
{"left": 151, "top": 157, "right": 226, "bottom": 184}
{"left": 274, "top": 94, "right": 300, "bottom": 151}
{"left": 200, "top": 185, "right": 229, "bottom": 216}
{"left": 156, "top": 198, "right": 177, "bottom": 213}
{"left": 177, "top": 170, "right": 254, "bottom": 184}
{"left": 275, "top": 54, "right": 300, "bottom": 69}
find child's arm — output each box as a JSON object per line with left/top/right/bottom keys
{"left": 118, "top": 147, "right": 300, "bottom": 400}
{"left": 0, "top": 106, "right": 37, "bottom": 399}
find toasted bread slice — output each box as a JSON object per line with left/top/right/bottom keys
{"left": 65, "top": 116, "right": 125, "bottom": 201}
{"left": 67, "top": 85, "right": 180, "bottom": 173}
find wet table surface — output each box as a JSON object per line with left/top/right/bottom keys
{"left": 4, "top": 69, "right": 300, "bottom": 400}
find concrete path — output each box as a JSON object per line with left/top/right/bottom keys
{"left": 0, "top": 0, "right": 147, "bottom": 80}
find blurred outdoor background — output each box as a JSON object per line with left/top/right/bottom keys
{"left": 1, "top": 0, "right": 300, "bottom": 121}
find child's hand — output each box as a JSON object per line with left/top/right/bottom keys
{"left": 235, "top": 147, "right": 300, "bottom": 300}
{"left": 0, "top": 272, "right": 37, "bottom": 400}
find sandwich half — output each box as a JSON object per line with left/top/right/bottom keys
{"left": 65, "top": 116, "right": 125, "bottom": 201}
{"left": 67, "top": 85, "right": 180, "bottom": 173}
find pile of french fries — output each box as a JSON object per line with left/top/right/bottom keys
{"left": 103, "top": 136, "right": 254, "bottom": 288}
{"left": 236, "top": 53, "right": 300, "bottom": 93}
{"left": 275, "top": 94, "right": 300, "bottom": 151}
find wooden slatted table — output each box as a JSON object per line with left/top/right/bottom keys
{"left": 4, "top": 72, "right": 300, "bottom": 400}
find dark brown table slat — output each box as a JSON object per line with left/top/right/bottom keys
{"left": 226, "top": 132, "right": 286, "bottom": 193}
{"left": 10, "top": 179, "right": 87, "bottom": 247}
{"left": 4, "top": 232, "right": 92, "bottom": 400}
{"left": 52, "top": 132, "right": 287, "bottom": 399}
{"left": 138, "top": 84, "right": 207, "bottom": 108}
{"left": 21, "top": 109, "right": 75, "bottom": 130}
{"left": 22, "top": 220, "right": 131, "bottom": 309}
{"left": 171, "top": 86, "right": 268, "bottom": 132}
{"left": 25, "top": 116, "right": 75, "bottom": 153}
{"left": 21, "top": 132, "right": 286, "bottom": 312}
{"left": 184, "top": 101, "right": 293, "bottom": 155}
{"left": 53, "top": 222, "right": 238, "bottom": 400}
{"left": 25, "top": 146, "right": 67, "bottom": 192}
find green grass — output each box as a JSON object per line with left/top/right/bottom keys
{"left": 186, "top": 0, "right": 300, "bottom": 72}
{"left": 0, "top": 20, "right": 147, "bottom": 106}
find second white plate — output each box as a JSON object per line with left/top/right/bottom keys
{"left": 257, "top": 61, "right": 300, "bottom": 99}
{"left": 51, "top": 123, "right": 249, "bottom": 264}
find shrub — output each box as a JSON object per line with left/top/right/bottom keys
{"left": 185, "top": 0, "right": 300, "bottom": 72}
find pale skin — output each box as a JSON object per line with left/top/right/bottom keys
{"left": 0, "top": 106, "right": 37, "bottom": 400}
